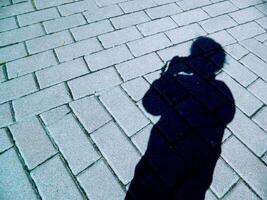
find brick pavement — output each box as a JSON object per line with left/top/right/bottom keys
{"left": 0, "top": 0, "right": 267, "bottom": 199}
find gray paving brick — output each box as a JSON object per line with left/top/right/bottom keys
{"left": 13, "top": 83, "right": 71, "bottom": 120}
{"left": 0, "top": 43, "right": 27, "bottom": 63}
{"left": 208, "top": 30, "right": 236, "bottom": 46}
{"left": 225, "top": 43, "right": 249, "bottom": 60}
{"left": 70, "top": 96, "right": 111, "bottom": 133}
{"left": 110, "top": 11, "right": 150, "bottom": 29}
{"left": 0, "top": 2, "right": 34, "bottom": 19}
{"left": 44, "top": 13, "right": 86, "bottom": 34}
{"left": 0, "top": 0, "right": 10, "bottom": 7}
{"left": 68, "top": 67, "right": 121, "bottom": 99}
{"left": 205, "top": 190, "right": 218, "bottom": 200}
{"left": 230, "top": 7, "right": 264, "bottom": 24}
{"left": 203, "top": 1, "right": 238, "bottom": 17}
{"left": 131, "top": 124, "right": 152, "bottom": 155}
{"left": 116, "top": 53, "right": 163, "bottom": 81}
{"left": 0, "top": 74, "right": 37, "bottom": 104}
{"left": 217, "top": 72, "right": 263, "bottom": 117}
{"left": 0, "top": 148, "right": 38, "bottom": 200}
{"left": 0, "top": 103, "right": 13, "bottom": 128}
{"left": 78, "top": 159, "right": 125, "bottom": 200}
{"left": 47, "top": 114, "right": 99, "bottom": 175}
{"left": 223, "top": 181, "right": 260, "bottom": 200}
{"left": 34, "top": 0, "right": 73, "bottom": 9}
{"left": 253, "top": 106, "right": 267, "bottom": 132}
{"left": 222, "top": 136, "right": 267, "bottom": 199}
{"left": 137, "top": 17, "right": 177, "bottom": 36}
{"left": 127, "top": 33, "right": 171, "bottom": 57}
{"left": 31, "top": 155, "right": 83, "bottom": 200}
{"left": 227, "top": 22, "right": 265, "bottom": 41}
{"left": 85, "top": 45, "right": 133, "bottom": 71}
{"left": 229, "top": 0, "right": 262, "bottom": 8}
{"left": 119, "top": 0, "right": 156, "bottom": 13}
{"left": 223, "top": 55, "right": 257, "bottom": 87}
{"left": 177, "top": 0, "right": 211, "bottom": 10}
{"left": 91, "top": 121, "right": 141, "bottom": 184}
{"left": 199, "top": 15, "right": 237, "bottom": 34}
{"left": 257, "top": 16, "right": 267, "bottom": 29}
{"left": 10, "top": 117, "right": 56, "bottom": 169}
{"left": 84, "top": 5, "right": 123, "bottom": 23}
{"left": 0, "top": 17, "right": 18, "bottom": 32}
{"left": 248, "top": 79, "right": 267, "bottom": 104}
{"left": 0, "top": 128, "right": 12, "bottom": 153}
{"left": 0, "top": 24, "right": 44, "bottom": 47}
{"left": 166, "top": 23, "right": 206, "bottom": 44}
{"left": 40, "top": 105, "right": 71, "bottom": 126}
{"left": 122, "top": 77, "right": 150, "bottom": 101}
{"left": 99, "top": 27, "right": 142, "bottom": 48}
{"left": 0, "top": 65, "right": 5, "bottom": 82}
{"left": 262, "top": 154, "right": 267, "bottom": 165}
{"left": 18, "top": 8, "right": 60, "bottom": 26}
{"left": 6, "top": 50, "right": 57, "bottom": 79}
{"left": 240, "top": 53, "right": 267, "bottom": 82}
{"left": 26, "top": 31, "right": 73, "bottom": 54}
{"left": 36, "top": 58, "right": 88, "bottom": 89}
{"left": 210, "top": 158, "right": 239, "bottom": 198}
{"left": 172, "top": 8, "right": 209, "bottom": 26}
{"left": 96, "top": 0, "right": 127, "bottom": 7}
{"left": 55, "top": 38, "right": 102, "bottom": 62}
{"left": 145, "top": 3, "right": 182, "bottom": 19}
{"left": 100, "top": 87, "right": 149, "bottom": 136}
{"left": 256, "top": 3, "right": 267, "bottom": 15}
{"left": 71, "top": 20, "right": 114, "bottom": 41}
{"left": 58, "top": 0, "right": 97, "bottom": 16}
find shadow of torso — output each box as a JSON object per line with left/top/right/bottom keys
{"left": 126, "top": 46, "right": 235, "bottom": 200}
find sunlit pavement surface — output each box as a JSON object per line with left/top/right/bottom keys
{"left": 0, "top": 0, "right": 267, "bottom": 199}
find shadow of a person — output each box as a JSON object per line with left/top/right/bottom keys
{"left": 125, "top": 37, "right": 236, "bottom": 200}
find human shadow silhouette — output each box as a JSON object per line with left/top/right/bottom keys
{"left": 125, "top": 37, "right": 235, "bottom": 200}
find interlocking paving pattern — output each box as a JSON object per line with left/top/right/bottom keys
{"left": 0, "top": 0, "right": 267, "bottom": 199}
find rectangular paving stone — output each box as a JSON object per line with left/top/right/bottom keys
{"left": 166, "top": 23, "right": 206, "bottom": 44}
{"left": 26, "top": 31, "right": 73, "bottom": 54}
{"left": 0, "top": 74, "right": 37, "bottom": 104}
{"left": 0, "top": 0, "right": 10, "bottom": 7}
{"left": 119, "top": 0, "right": 156, "bottom": 13}
{"left": 0, "top": 17, "right": 18, "bottom": 32}
{"left": 31, "top": 155, "right": 83, "bottom": 200}
{"left": 128, "top": 33, "right": 171, "bottom": 57}
{"left": 146, "top": 3, "right": 182, "bottom": 19}
{"left": 110, "top": 11, "right": 150, "bottom": 29}
{"left": 96, "top": 0, "right": 127, "bottom": 6}
{"left": 137, "top": 17, "right": 177, "bottom": 36}
{"left": 55, "top": 38, "right": 102, "bottom": 62}
{"left": 0, "top": 103, "right": 13, "bottom": 128}
{"left": 229, "top": 0, "right": 262, "bottom": 8}
{"left": 91, "top": 121, "right": 141, "bottom": 184}
{"left": 222, "top": 136, "right": 267, "bottom": 199}
{"left": 248, "top": 78, "right": 267, "bottom": 104}
{"left": 0, "top": 43, "right": 27, "bottom": 63}
{"left": 70, "top": 96, "right": 111, "bottom": 133}
{"left": 177, "top": 0, "right": 211, "bottom": 10}
{"left": 0, "top": 128, "right": 12, "bottom": 153}
{"left": 131, "top": 124, "right": 152, "bottom": 155}
{"left": 100, "top": 87, "right": 149, "bottom": 136}
{"left": 240, "top": 53, "right": 267, "bottom": 82}
{"left": 225, "top": 43, "right": 249, "bottom": 60}
{"left": 256, "top": 3, "right": 267, "bottom": 15}
{"left": 58, "top": 0, "right": 97, "bottom": 16}
{"left": 0, "top": 65, "right": 5, "bottom": 82}
{"left": 99, "top": 27, "right": 142, "bottom": 48}
{"left": 85, "top": 45, "right": 133, "bottom": 71}
{"left": 34, "top": 0, "right": 73, "bottom": 9}
{"left": 84, "top": 5, "right": 123, "bottom": 23}
{"left": 217, "top": 72, "right": 263, "bottom": 117}
{"left": 13, "top": 83, "right": 71, "bottom": 120}
{"left": 43, "top": 13, "right": 86, "bottom": 34}
{"left": 68, "top": 67, "right": 122, "bottom": 99}
{"left": 253, "top": 106, "right": 267, "bottom": 132}
{"left": 0, "top": 148, "right": 38, "bottom": 200}
{"left": 40, "top": 105, "right": 71, "bottom": 126}
{"left": 47, "top": 114, "right": 100, "bottom": 175}
{"left": 71, "top": 20, "right": 114, "bottom": 41}
{"left": 256, "top": 33, "right": 267, "bottom": 43}
{"left": 116, "top": 53, "right": 163, "bottom": 81}
{"left": 10, "top": 117, "right": 56, "bottom": 169}
{"left": 229, "top": 7, "right": 264, "bottom": 24}
{"left": 17, "top": 8, "right": 60, "bottom": 26}
{"left": 0, "top": 2, "right": 34, "bottom": 19}
{"left": 6, "top": 50, "right": 57, "bottom": 79}
{"left": 78, "top": 159, "right": 125, "bottom": 200}
{"left": 199, "top": 15, "right": 237, "bottom": 34}
{"left": 0, "top": 24, "right": 44, "bottom": 47}
{"left": 171, "top": 8, "right": 209, "bottom": 26}
{"left": 257, "top": 17, "right": 267, "bottom": 29}
{"left": 203, "top": 1, "right": 238, "bottom": 17}
{"left": 208, "top": 30, "right": 236, "bottom": 46}
{"left": 227, "top": 22, "right": 265, "bottom": 41}
{"left": 205, "top": 190, "right": 218, "bottom": 200}
{"left": 36, "top": 58, "right": 89, "bottom": 89}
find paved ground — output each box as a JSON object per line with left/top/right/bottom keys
{"left": 1, "top": 0, "right": 267, "bottom": 199}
